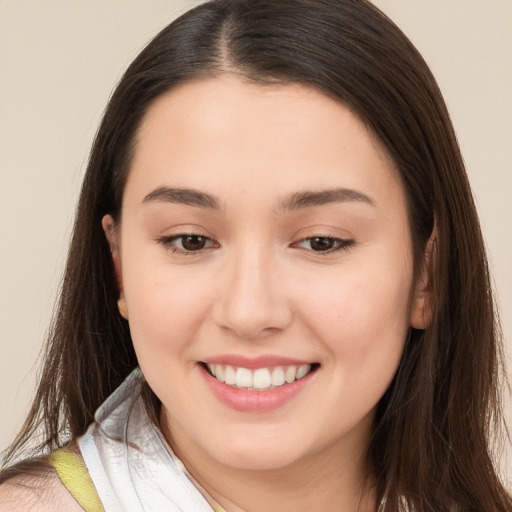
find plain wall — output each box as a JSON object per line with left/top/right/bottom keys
{"left": 1, "top": 0, "right": 511, "bottom": 482}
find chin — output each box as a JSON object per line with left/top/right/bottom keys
{"left": 203, "top": 432, "right": 309, "bottom": 471}
{"left": 217, "top": 450, "right": 299, "bottom": 471}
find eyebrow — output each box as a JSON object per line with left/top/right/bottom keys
{"left": 279, "top": 188, "right": 375, "bottom": 211}
{"left": 142, "top": 186, "right": 222, "bottom": 209}
{"left": 142, "top": 186, "right": 375, "bottom": 211}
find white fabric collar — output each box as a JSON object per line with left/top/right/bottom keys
{"left": 78, "top": 368, "right": 220, "bottom": 512}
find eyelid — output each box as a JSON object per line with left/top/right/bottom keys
{"left": 155, "top": 228, "right": 354, "bottom": 256}
{"left": 292, "top": 235, "right": 355, "bottom": 254}
{"left": 156, "top": 233, "right": 219, "bottom": 255}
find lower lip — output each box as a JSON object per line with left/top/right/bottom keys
{"left": 200, "top": 365, "right": 316, "bottom": 412}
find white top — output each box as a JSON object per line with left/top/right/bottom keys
{"left": 78, "top": 368, "right": 219, "bottom": 512}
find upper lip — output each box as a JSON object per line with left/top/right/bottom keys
{"left": 201, "top": 354, "right": 317, "bottom": 369}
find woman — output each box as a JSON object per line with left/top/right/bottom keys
{"left": 1, "top": 0, "right": 510, "bottom": 510}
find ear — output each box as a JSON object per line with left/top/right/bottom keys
{"left": 102, "top": 214, "right": 128, "bottom": 320}
{"left": 410, "top": 226, "right": 437, "bottom": 330}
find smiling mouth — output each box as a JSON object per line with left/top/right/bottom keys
{"left": 202, "top": 363, "right": 319, "bottom": 391}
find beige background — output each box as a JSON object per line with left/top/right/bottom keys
{"left": 1, "top": 0, "right": 511, "bottom": 482}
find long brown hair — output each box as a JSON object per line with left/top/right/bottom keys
{"left": 2, "top": 0, "right": 510, "bottom": 509}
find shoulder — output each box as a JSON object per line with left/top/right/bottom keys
{"left": 0, "top": 459, "right": 83, "bottom": 512}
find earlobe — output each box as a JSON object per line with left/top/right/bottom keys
{"left": 102, "top": 214, "right": 128, "bottom": 320}
{"left": 410, "top": 289, "right": 433, "bottom": 329}
{"left": 117, "top": 297, "right": 129, "bottom": 319}
{"left": 410, "top": 228, "right": 437, "bottom": 330}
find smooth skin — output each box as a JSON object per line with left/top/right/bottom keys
{"left": 0, "top": 470, "right": 83, "bottom": 511}
{"left": 102, "top": 77, "right": 432, "bottom": 512}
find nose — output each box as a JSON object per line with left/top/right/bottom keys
{"left": 213, "top": 245, "right": 292, "bottom": 340}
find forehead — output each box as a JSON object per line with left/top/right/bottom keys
{"left": 125, "top": 77, "right": 403, "bottom": 212}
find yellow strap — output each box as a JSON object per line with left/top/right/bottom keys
{"left": 48, "top": 446, "right": 105, "bottom": 512}
{"left": 49, "top": 445, "right": 226, "bottom": 512}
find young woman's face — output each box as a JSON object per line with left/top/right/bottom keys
{"left": 105, "top": 77, "right": 429, "bottom": 472}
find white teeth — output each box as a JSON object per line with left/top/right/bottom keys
{"left": 284, "top": 366, "right": 296, "bottom": 384}
{"left": 235, "top": 367, "right": 253, "bottom": 388}
{"left": 206, "top": 363, "right": 314, "bottom": 390}
{"left": 271, "top": 367, "right": 285, "bottom": 387}
{"left": 224, "top": 365, "right": 236, "bottom": 385}
{"left": 296, "top": 364, "right": 311, "bottom": 380}
{"left": 253, "top": 368, "right": 272, "bottom": 390}
{"left": 215, "top": 364, "right": 225, "bottom": 383}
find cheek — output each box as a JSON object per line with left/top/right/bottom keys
{"left": 121, "top": 253, "right": 213, "bottom": 363}
{"left": 296, "top": 265, "right": 412, "bottom": 432}
{"left": 303, "top": 262, "right": 411, "bottom": 327}
{"left": 298, "top": 260, "right": 412, "bottom": 374}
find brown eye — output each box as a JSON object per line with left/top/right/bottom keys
{"left": 181, "top": 235, "right": 207, "bottom": 251}
{"left": 293, "top": 236, "right": 354, "bottom": 254}
{"left": 158, "top": 233, "right": 217, "bottom": 254}
{"left": 309, "top": 237, "right": 336, "bottom": 251}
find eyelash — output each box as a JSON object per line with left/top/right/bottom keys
{"left": 293, "top": 236, "right": 355, "bottom": 254}
{"left": 157, "top": 234, "right": 218, "bottom": 255}
{"left": 157, "top": 234, "right": 355, "bottom": 256}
